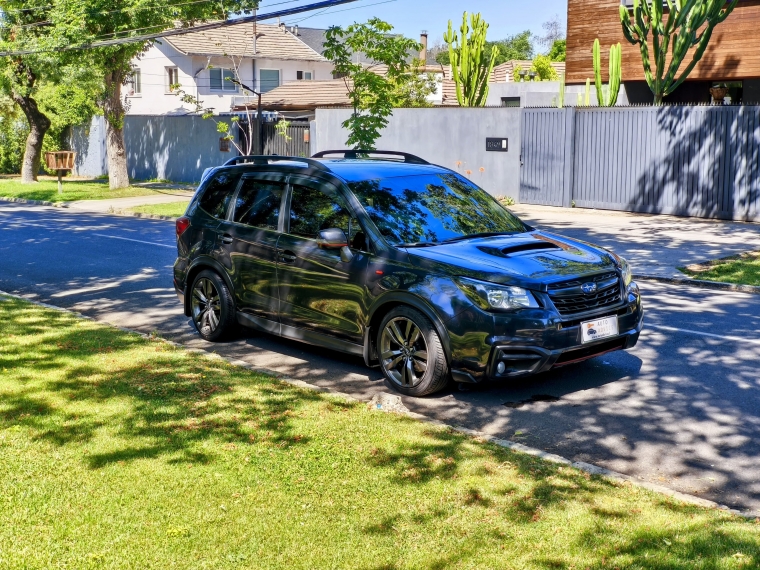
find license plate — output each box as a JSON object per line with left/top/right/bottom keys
{"left": 581, "top": 316, "right": 619, "bottom": 344}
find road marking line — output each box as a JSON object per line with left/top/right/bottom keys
{"left": 648, "top": 324, "right": 760, "bottom": 346}
{"left": 92, "top": 234, "right": 175, "bottom": 249}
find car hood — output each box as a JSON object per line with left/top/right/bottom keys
{"left": 405, "top": 231, "right": 618, "bottom": 289}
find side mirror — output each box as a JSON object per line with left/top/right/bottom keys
{"left": 317, "top": 228, "right": 354, "bottom": 262}
{"left": 317, "top": 228, "right": 348, "bottom": 249}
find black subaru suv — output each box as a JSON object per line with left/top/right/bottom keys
{"left": 174, "top": 151, "right": 643, "bottom": 396}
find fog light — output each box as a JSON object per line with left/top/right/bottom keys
{"left": 496, "top": 362, "right": 506, "bottom": 374}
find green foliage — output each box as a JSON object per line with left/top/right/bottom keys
{"left": 513, "top": 55, "right": 559, "bottom": 82}
{"left": 323, "top": 18, "right": 421, "bottom": 150}
{"left": 444, "top": 12, "right": 498, "bottom": 107}
{"left": 0, "top": 98, "right": 26, "bottom": 174}
{"left": 531, "top": 54, "right": 559, "bottom": 81}
{"left": 390, "top": 59, "right": 438, "bottom": 108}
{"left": 548, "top": 39, "right": 566, "bottom": 62}
{"left": 436, "top": 30, "right": 533, "bottom": 67}
{"left": 620, "top": 0, "right": 739, "bottom": 104}
{"left": 593, "top": 39, "right": 622, "bottom": 107}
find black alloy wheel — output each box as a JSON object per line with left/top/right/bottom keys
{"left": 191, "top": 270, "right": 235, "bottom": 341}
{"left": 378, "top": 306, "right": 449, "bottom": 396}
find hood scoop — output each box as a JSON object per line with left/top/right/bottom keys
{"left": 478, "top": 242, "right": 563, "bottom": 258}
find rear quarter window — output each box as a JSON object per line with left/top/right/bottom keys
{"left": 199, "top": 170, "right": 242, "bottom": 219}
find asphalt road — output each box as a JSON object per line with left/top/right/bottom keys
{"left": 2, "top": 202, "right": 760, "bottom": 514}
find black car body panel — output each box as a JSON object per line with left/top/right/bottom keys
{"left": 175, "top": 156, "right": 643, "bottom": 387}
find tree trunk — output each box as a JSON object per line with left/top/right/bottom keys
{"left": 103, "top": 71, "right": 130, "bottom": 190}
{"left": 13, "top": 94, "right": 51, "bottom": 183}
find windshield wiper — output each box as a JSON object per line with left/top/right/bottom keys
{"left": 395, "top": 242, "right": 439, "bottom": 248}
{"left": 441, "top": 232, "right": 520, "bottom": 244}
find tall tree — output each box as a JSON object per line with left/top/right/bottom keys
{"left": 444, "top": 12, "right": 498, "bottom": 107}
{"left": 0, "top": 2, "right": 56, "bottom": 182}
{"left": 51, "top": 0, "right": 257, "bottom": 189}
{"left": 620, "top": 0, "right": 738, "bottom": 105}
{"left": 323, "top": 18, "right": 421, "bottom": 150}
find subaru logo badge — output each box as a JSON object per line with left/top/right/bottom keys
{"left": 581, "top": 282, "right": 597, "bottom": 295}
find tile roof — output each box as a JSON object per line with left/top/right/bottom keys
{"left": 251, "top": 79, "right": 352, "bottom": 111}
{"left": 165, "top": 22, "right": 326, "bottom": 62}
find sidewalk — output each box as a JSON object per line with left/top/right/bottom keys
{"left": 65, "top": 189, "right": 194, "bottom": 214}
{"left": 510, "top": 204, "right": 760, "bottom": 279}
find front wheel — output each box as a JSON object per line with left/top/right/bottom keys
{"left": 190, "top": 270, "right": 235, "bottom": 342}
{"left": 377, "top": 306, "right": 450, "bottom": 397}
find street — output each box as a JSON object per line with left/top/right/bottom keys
{"left": 1, "top": 201, "right": 759, "bottom": 514}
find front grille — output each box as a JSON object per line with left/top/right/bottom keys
{"left": 547, "top": 272, "right": 622, "bottom": 317}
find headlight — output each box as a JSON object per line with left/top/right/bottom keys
{"left": 455, "top": 277, "right": 539, "bottom": 311}
{"left": 618, "top": 258, "right": 632, "bottom": 286}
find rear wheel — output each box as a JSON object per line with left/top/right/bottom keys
{"left": 190, "top": 270, "right": 235, "bottom": 341}
{"left": 377, "top": 306, "right": 449, "bottom": 397}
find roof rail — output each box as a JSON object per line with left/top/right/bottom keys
{"left": 223, "top": 155, "right": 329, "bottom": 171}
{"left": 311, "top": 150, "right": 429, "bottom": 165}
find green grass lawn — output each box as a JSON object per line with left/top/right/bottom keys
{"left": 0, "top": 178, "right": 173, "bottom": 203}
{"left": 128, "top": 201, "right": 190, "bottom": 218}
{"left": 680, "top": 251, "right": 760, "bottom": 287}
{"left": 1, "top": 296, "right": 758, "bottom": 569}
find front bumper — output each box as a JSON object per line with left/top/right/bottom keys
{"left": 448, "top": 293, "right": 644, "bottom": 384}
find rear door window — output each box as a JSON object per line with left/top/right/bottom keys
{"left": 198, "top": 170, "right": 242, "bottom": 219}
{"left": 232, "top": 178, "right": 285, "bottom": 231}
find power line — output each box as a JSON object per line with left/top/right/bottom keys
{"left": 0, "top": 0, "right": 361, "bottom": 56}
{"left": 288, "top": 0, "right": 395, "bottom": 24}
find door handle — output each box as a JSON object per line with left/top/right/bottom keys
{"left": 278, "top": 249, "right": 297, "bottom": 264}
{"left": 221, "top": 233, "right": 233, "bottom": 245}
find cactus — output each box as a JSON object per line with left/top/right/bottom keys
{"left": 593, "top": 39, "right": 622, "bottom": 107}
{"left": 557, "top": 73, "right": 566, "bottom": 108}
{"left": 585, "top": 78, "right": 591, "bottom": 106}
{"left": 444, "top": 12, "right": 499, "bottom": 107}
{"left": 620, "top": 0, "right": 739, "bottom": 105}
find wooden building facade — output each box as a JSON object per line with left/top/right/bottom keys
{"left": 566, "top": 0, "right": 760, "bottom": 103}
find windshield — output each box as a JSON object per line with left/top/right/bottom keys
{"left": 348, "top": 173, "right": 528, "bottom": 246}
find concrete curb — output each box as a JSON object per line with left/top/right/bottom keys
{"left": 635, "top": 274, "right": 760, "bottom": 295}
{"left": 0, "top": 196, "right": 180, "bottom": 223}
{"left": 0, "top": 196, "right": 68, "bottom": 208}
{"left": 1, "top": 289, "right": 757, "bottom": 521}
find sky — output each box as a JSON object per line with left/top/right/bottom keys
{"left": 256, "top": 0, "right": 569, "bottom": 45}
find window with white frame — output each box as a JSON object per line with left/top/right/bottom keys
{"left": 297, "top": 71, "right": 313, "bottom": 81}
{"left": 260, "top": 69, "right": 280, "bottom": 93}
{"left": 209, "top": 68, "right": 238, "bottom": 92}
{"left": 166, "top": 67, "right": 179, "bottom": 93}
{"left": 127, "top": 68, "right": 142, "bottom": 96}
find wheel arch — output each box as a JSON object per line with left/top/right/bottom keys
{"left": 184, "top": 257, "right": 235, "bottom": 317}
{"left": 364, "top": 293, "right": 452, "bottom": 368}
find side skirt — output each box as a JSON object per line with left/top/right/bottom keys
{"left": 236, "top": 312, "right": 365, "bottom": 357}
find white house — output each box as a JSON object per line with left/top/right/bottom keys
{"left": 125, "top": 22, "right": 335, "bottom": 115}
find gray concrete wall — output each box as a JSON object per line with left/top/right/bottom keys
{"left": 70, "top": 116, "right": 108, "bottom": 177}
{"left": 314, "top": 107, "right": 522, "bottom": 199}
{"left": 486, "top": 82, "right": 631, "bottom": 108}
{"left": 125, "top": 115, "right": 234, "bottom": 183}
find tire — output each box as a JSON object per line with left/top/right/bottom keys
{"left": 190, "top": 270, "right": 236, "bottom": 342}
{"left": 377, "top": 306, "right": 450, "bottom": 397}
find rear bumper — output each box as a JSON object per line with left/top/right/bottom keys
{"left": 449, "top": 295, "right": 644, "bottom": 384}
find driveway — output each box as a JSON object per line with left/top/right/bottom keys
{"left": 510, "top": 204, "right": 760, "bottom": 278}
{"left": 1, "top": 202, "right": 759, "bottom": 514}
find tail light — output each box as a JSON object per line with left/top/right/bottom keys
{"left": 176, "top": 216, "right": 191, "bottom": 238}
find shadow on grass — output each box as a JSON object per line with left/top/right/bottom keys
{"left": 1, "top": 298, "right": 758, "bottom": 568}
